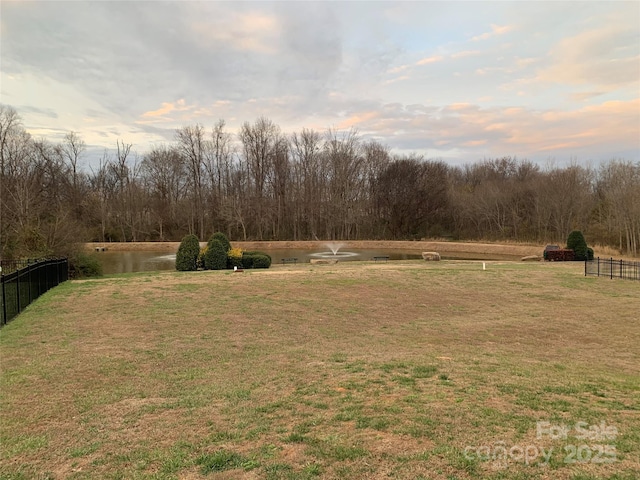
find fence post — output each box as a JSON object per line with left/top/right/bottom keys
{"left": 1, "top": 274, "right": 6, "bottom": 325}
{"left": 620, "top": 259, "right": 623, "bottom": 280}
{"left": 597, "top": 257, "right": 600, "bottom": 277}
{"left": 39, "top": 263, "right": 43, "bottom": 297}
{"left": 610, "top": 257, "right": 613, "bottom": 280}
{"left": 16, "top": 269, "right": 21, "bottom": 314}
{"left": 27, "top": 263, "right": 32, "bottom": 305}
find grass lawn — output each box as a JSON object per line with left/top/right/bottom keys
{"left": 1, "top": 260, "right": 638, "bottom": 479}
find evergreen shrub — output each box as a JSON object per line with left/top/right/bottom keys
{"left": 176, "top": 234, "right": 200, "bottom": 271}
{"left": 69, "top": 252, "right": 103, "bottom": 278}
{"left": 205, "top": 239, "right": 228, "bottom": 270}
{"left": 567, "top": 230, "right": 589, "bottom": 261}
{"left": 210, "top": 232, "right": 231, "bottom": 253}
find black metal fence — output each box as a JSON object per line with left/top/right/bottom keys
{"left": 1, "top": 258, "right": 68, "bottom": 326}
{"left": 585, "top": 257, "right": 640, "bottom": 281}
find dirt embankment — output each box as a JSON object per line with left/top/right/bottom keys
{"left": 85, "top": 240, "right": 546, "bottom": 257}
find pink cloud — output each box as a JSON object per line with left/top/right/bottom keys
{"left": 472, "top": 24, "right": 514, "bottom": 42}
{"left": 416, "top": 55, "right": 444, "bottom": 65}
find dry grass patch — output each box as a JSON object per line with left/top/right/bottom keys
{"left": 1, "top": 261, "right": 638, "bottom": 479}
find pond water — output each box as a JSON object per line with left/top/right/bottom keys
{"left": 95, "top": 248, "right": 519, "bottom": 275}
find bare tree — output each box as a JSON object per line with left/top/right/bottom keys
{"left": 175, "top": 125, "right": 207, "bottom": 239}
{"left": 324, "top": 128, "right": 364, "bottom": 239}
{"left": 239, "top": 117, "right": 280, "bottom": 239}
{"left": 538, "top": 164, "right": 594, "bottom": 242}
{"left": 290, "top": 128, "right": 324, "bottom": 239}
{"left": 87, "top": 151, "right": 115, "bottom": 242}
{"left": 56, "top": 131, "right": 89, "bottom": 223}
{"left": 597, "top": 161, "right": 640, "bottom": 255}
{"left": 374, "top": 157, "right": 450, "bottom": 239}
{"left": 362, "top": 140, "right": 391, "bottom": 237}
{"left": 203, "top": 120, "right": 234, "bottom": 234}
{"left": 0, "top": 105, "right": 21, "bottom": 177}
{"left": 141, "top": 145, "right": 188, "bottom": 240}
{"left": 0, "top": 114, "right": 76, "bottom": 257}
{"left": 59, "top": 131, "right": 86, "bottom": 190}
{"left": 106, "top": 140, "right": 147, "bottom": 241}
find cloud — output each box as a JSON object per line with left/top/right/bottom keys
{"left": 451, "top": 50, "right": 482, "bottom": 59}
{"left": 537, "top": 23, "right": 640, "bottom": 89}
{"left": 141, "top": 99, "right": 193, "bottom": 120}
{"left": 472, "top": 24, "right": 514, "bottom": 41}
{"left": 2, "top": 1, "right": 638, "bottom": 165}
{"left": 570, "top": 91, "right": 607, "bottom": 102}
{"left": 416, "top": 55, "right": 444, "bottom": 66}
{"left": 383, "top": 75, "right": 410, "bottom": 86}
{"left": 319, "top": 98, "right": 639, "bottom": 162}
{"left": 337, "top": 111, "right": 381, "bottom": 130}
{"left": 463, "top": 140, "right": 487, "bottom": 147}
{"left": 384, "top": 54, "right": 444, "bottom": 82}
{"left": 15, "top": 105, "right": 58, "bottom": 119}
{"left": 387, "top": 64, "right": 410, "bottom": 74}
{"left": 191, "top": 11, "right": 281, "bottom": 54}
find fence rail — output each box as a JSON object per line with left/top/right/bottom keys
{"left": 1, "top": 258, "right": 68, "bottom": 326}
{"left": 585, "top": 257, "right": 640, "bottom": 281}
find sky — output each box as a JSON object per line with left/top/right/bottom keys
{"left": 1, "top": 1, "right": 639, "bottom": 167}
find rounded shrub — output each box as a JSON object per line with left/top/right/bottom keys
{"left": 240, "top": 251, "right": 272, "bottom": 269}
{"left": 205, "top": 239, "right": 228, "bottom": 270}
{"left": 69, "top": 252, "right": 103, "bottom": 278}
{"left": 567, "top": 230, "right": 589, "bottom": 261}
{"left": 243, "top": 251, "right": 271, "bottom": 262}
{"left": 176, "top": 234, "right": 201, "bottom": 271}
{"left": 241, "top": 253, "right": 254, "bottom": 269}
{"left": 210, "top": 232, "right": 231, "bottom": 253}
{"left": 251, "top": 254, "right": 271, "bottom": 269}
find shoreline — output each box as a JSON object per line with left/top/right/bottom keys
{"left": 85, "top": 240, "right": 546, "bottom": 258}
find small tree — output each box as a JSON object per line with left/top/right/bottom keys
{"left": 205, "top": 239, "right": 228, "bottom": 270}
{"left": 567, "top": 230, "right": 589, "bottom": 261}
{"left": 176, "top": 234, "right": 200, "bottom": 271}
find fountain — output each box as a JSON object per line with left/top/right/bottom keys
{"left": 327, "top": 242, "right": 344, "bottom": 255}
{"left": 309, "top": 242, "right": 359, "bottom": 260}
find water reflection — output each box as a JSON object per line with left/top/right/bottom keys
{"left": 98, "top": 251, "right": 178, "bottom": 275}
{"left": 97, "top": 249, "right": 424, "bottom": 274}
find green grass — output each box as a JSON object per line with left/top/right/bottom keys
{"left": 0, "top": 260, "right": 639, "bottom": 479}
{"left": 196, "top": 449, "right": 253, "bottom": 473}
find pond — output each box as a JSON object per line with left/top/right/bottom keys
{"left": 95, "top": 248, "right": 520, "bottom": 275}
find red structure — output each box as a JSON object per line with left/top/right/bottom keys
{"left": 545, "top": 248, "right": 575, "bottom": 261}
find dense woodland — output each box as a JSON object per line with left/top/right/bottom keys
{"left": 1, "top": 104, "right": 639, "bottom": 259}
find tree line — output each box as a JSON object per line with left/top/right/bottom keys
{"left": 1, "top": 104, "right": 638, "bottom": 259}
